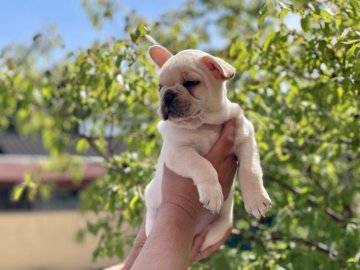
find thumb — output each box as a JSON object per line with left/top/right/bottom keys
{"left": 206, "top": 119, "right": 236, "bottom": 163}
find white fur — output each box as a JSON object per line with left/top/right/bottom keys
{"left": 145, "top": 46, "right": 271, "bottom": 250}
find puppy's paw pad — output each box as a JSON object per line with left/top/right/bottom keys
{"left": 198, "top": 183, "right": 223, "bottom": 213}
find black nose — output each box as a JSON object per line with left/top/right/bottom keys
{"left": 164, "top": 91, "right": 177, "bottom": 106}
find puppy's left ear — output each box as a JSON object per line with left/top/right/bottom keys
{"left": 202, "top": 55, "right": 236, "bottom": 81}
{"left": 149, "top": 45, "right": 173, "bottom": 67}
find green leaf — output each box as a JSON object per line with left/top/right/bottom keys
{"left": 129, "top": 195, "right": 139, "bottom": 211}
{"left": 75, "top": 229, "right": 85, "bottom": 243}
{"left": 320, "top": 9, "right": 333, "bottom": 23}
{"left": 258, "top": 4, "right": 269, "bottom": 28}
{"left": 342, "top": 39, "right": 360, "bottom": 45}
{"left": 346, "top": 257, "right": 358, "bottom": 263}
{"left": 278, "top": 1, "right": 290, "bottom": 10}
{"left": 39, "top": 184, "right": 52, "bottom": 200}
{"left": 130, "top": 24, "right": 151, "bottom": 43}
{"left": 301, "top": 17, "right": 310, "bottom": 31}
{"left": 24, "top": 173, "right": 35, "bottom": 187}
{"left": 263, "top": 31, "right": 277, "bottom": 50}
{"left": 337, "top": 87, "right": 344, "bottom": 99}
{"left": 277, "top": 8, "right": 289, "bottom": 20}
{"left": 346, "top": 44, "right": 360, "bottom": 56}
{"left": 76, "top": 138, "right": 90, "bottom": 153}
{"left": 11, "top": 184, "right": 25, "bottom": 201}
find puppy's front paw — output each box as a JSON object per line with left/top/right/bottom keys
{"left": 197, "top": 182, "right": 223, "bottom": 213}
{"left": 242, "top": 187, "right": 271, "bottom": 219}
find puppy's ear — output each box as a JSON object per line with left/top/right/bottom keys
{"left": 149, "top": 45, "right": 173, "bottom": 67}
{"left": 202, "top": 55, "right": 236, "bottom": 80}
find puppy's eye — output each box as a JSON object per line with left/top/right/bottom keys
{"left": 183, "top": 80, "right": 200, "bottom": 90}
{"left": 158, "top": 84, "right": 163, "bottom": 91}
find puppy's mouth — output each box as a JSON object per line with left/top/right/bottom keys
{"left": 161, "top": 105, "right": 201, "bottom": 121}
{"left": 161, "top": 106, "right": 176, "bottom": 121}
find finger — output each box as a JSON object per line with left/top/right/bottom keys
{"left": 190, "top": 226, "right": 210, "bottom": 263}
{"left": 200, "top": 227, "right": 232, "bottom": 259}
{"left": 206, "top": 119, "right": 236, "bottom": 163}
{"left": 192, "top": 228, "right": 208, "bottom": 251}
{"left": 218, "top": 154, "right": 237, "bottom": 199}
{"left": 222, "top": 154, "right": 237, "bottom": 171}
{"left": 214, "top": 119, "right": 236, "bottom": 156}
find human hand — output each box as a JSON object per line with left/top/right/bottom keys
{"left": 161, "top": 119, "right": 238, "bottom": 220}
{"left": 104, "top": 221, "right": 146, "bottom": 270}
{"left": 190, "top": 227, "right": 232, "bottom": 262}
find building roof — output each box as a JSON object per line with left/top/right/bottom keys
{"left": 0, "top": 134, "right": 47, "bottom": 155}
{"left": 0, "top": 133, "right": 122, "bottom": 156}
{"left": 0, "top": 155, "right": 105, "bottom": 186}
{"left": 0, "top": 133, "right": 124, "bottom": 185}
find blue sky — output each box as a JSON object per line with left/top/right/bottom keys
{"left": 0, "top": 0, "right": 300, "bottom": 66}
{"left": 0, "top": 0, "right": 185, "bottom": 56}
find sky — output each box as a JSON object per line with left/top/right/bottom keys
{"left": 0, "top": 0, "right": 300, "bottom": 65}
{"left": 0, "top": 0, "right": 186, "bottom": 59}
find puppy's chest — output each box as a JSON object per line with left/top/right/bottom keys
{"left": 164, "top": 124, "right": 221, "bottom": 156}
{"left": 193, "top": 125, "right": 222, "bottom": 154}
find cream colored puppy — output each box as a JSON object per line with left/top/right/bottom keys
{"left": 145, "top": 45, "right": 271, "bottom": 250}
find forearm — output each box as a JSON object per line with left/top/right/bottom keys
{"left": 131, "top": 203, "right": 197, "bottom": 270}
{"left": 121, "top": 220, "right": 146, "bottom": 269}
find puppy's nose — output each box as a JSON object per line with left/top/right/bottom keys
{"left": 164, "top": 90, "right": 177, "bottom": 106}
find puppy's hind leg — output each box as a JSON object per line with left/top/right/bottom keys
{"left": 144, "top": 175, "right": 162, "bottom": 236}
{"left": 145, "top": 207, "right": 157, "bottom": 236}
{"left": 201, "top": 187, "right": 234, "bottom": 251}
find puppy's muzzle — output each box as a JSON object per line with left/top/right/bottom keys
{"left": 161, "top": 90, "right": 178, "bottom": 120}
{"left": 161, "top": 89, "right": 197, "bottom": 121}
{"left": 164, "top": 90, "right": 177, "bottom": 107}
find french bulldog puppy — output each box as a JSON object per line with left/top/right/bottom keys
{"left": 145, "top": 45, "right": 271, "bottom": 250}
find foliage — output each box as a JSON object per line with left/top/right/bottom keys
{"left": 1, "top": 0, "right": 359, "bottom": 269}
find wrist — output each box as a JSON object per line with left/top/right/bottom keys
{"left": 160, "top": 200, "right": 201, "bottom": 225}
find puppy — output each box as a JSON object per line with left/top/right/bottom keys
{"left": 145, "top": 45, "right": 271, "bottom": 250}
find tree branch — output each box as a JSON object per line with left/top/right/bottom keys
{"left": 266, "top": 176, "right": 346, "bottom": 224}
{"left": 270, "top": 234, "right": 338, "bottom": 259}
{"left": 291, "top": 237, "right": 338, "bottom": 258}
{"left": 78, "top": 133, "right": 121, "bottom": 171}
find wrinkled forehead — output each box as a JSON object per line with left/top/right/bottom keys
{"left": 159, "top": 52, "right": 207, "bottom": 84}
